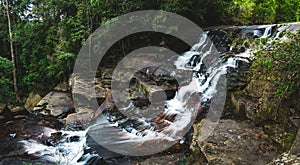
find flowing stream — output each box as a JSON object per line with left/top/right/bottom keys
{"left": 17, "top": 24, "right": 290, "bottom": 164}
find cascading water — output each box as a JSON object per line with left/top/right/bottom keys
{"left": 19, "top": 24, "right": 291, "bottom": 164}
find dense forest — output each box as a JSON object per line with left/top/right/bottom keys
{"left": 0, "top": 0, "right": 299, "bottom": 103}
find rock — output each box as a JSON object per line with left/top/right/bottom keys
{"left": 53, "top": 81, "right": 70, "bottom": 92}
{"left": 290, "top": 116, "right": 300, "bottom": 128}
{"left": 0, "top": 113, "right": 64, "bottom": 165}
{"left": 192, "top": 119, "right": 279, "bottom": 164}
{"left": 10, "top": 106, "right": 24, "bottom": 113}
{"left": 289, "top": 117, "right": 300, "bottom": 155}
{"left": 208, "top": 29, "right": 232, "bottom": 53}
{"left": 101, "top": 68, "right": 114, "bottom": 80}
{"left": 226, "top": 59, "right": 250, "bottom": 91}
{"left": 70, "top": 74, "right": 106, "bottom": 111}
{"left": 286, "top": 22, "right": 300, "bottom": 34}
{"left": 33, "top": 91, "right": 74, "bottom": 117}
{"left": 0, "top": 103, "right": 7, "bottom": 114}
{"left": 230, "top": 67, "right": 299, "bottom": 149}
{"left": 130, "top": 72, "right": 174, "bottom": 103}
{"left": 64, "top": 112, "right": 94, "bottom": 130}
{"left": 24, "top": 91, "right": 42, "bottom": 111}
{"left": 230, "top": 93, "right": 255, "bottom": 118}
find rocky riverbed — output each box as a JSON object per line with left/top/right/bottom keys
{"left": 0, "top": 23, "right": 300, "bottom": 164}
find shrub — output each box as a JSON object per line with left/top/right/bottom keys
{"left": 0, "top": 57, "right": 15, "bottom": 102}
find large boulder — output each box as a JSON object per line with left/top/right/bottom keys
{"left": 33, "top": 91, "right": 74, "bottom": 117}
{"left": 33, "top": 82, "right": 75, "bottom": 117}
{"left": 192, "top": 119, "right": 279, "bottom": 164}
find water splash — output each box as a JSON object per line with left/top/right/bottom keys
{"left": 20, "top": 129, "right": 96, "bottom": 165}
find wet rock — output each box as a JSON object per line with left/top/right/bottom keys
{"left": 24, "top": 91, "right": 42, "bottom": 111}
{"left": 226, "top": 66, "right": 250, "bottom": 91}
{"left": 45, "top": 132, "right": 63, "bottom": 146}
{"left": 68, "top": 135, "right": 80, "bottom": 142}
{"left": 57, "top": 106, "right": 75, "bottom": 119}
{"left": 131, "top": 72, "right": 168, "bottom": 103}
{"left": 64, "top": 112, "right": 94, "bottom": 130}
{"left": 208, "top": 29, "right": 232, "bottom": 53}
{"left": 33, "top": 91, "right": 74, "bottom": 117}
{"left": 0, "top": 114, "right": 63, "bottom": 163}
{"left": 0, "top": 106, "right": 28, "bottom": 126}
{"left": 192, "top": 119, "right": 279, "bottom": 164}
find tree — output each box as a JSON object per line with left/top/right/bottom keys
{"left": 3, "top": 0, "right": 21, "bottom": 102}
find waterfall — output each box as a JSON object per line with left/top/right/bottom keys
{"left": 19, "top": 24, "right": 290, "bottom": 164}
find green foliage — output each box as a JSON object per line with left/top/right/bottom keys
{"left": 23, "top": 52, "right": 75, "bottom": 92}
{"left": 0, "top": 56, "right": 15, "bottom": 102}
{"left": 46, "top": 52, "right": 76, "bottom": 82}
{"left": 283, "top": 132, "right": 296, "bottom": 149}
{"left": 276, "top": 0, "right": 300, "bottom": 23}
{"left": 252, "top": 0, "right": 277, "bottom": 24}
{"left": 226, "top": 0, "right": 255, "bottom": 24}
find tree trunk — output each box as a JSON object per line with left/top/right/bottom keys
{"left": 4, "top": 0, "right": 21, "bottom": 102}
